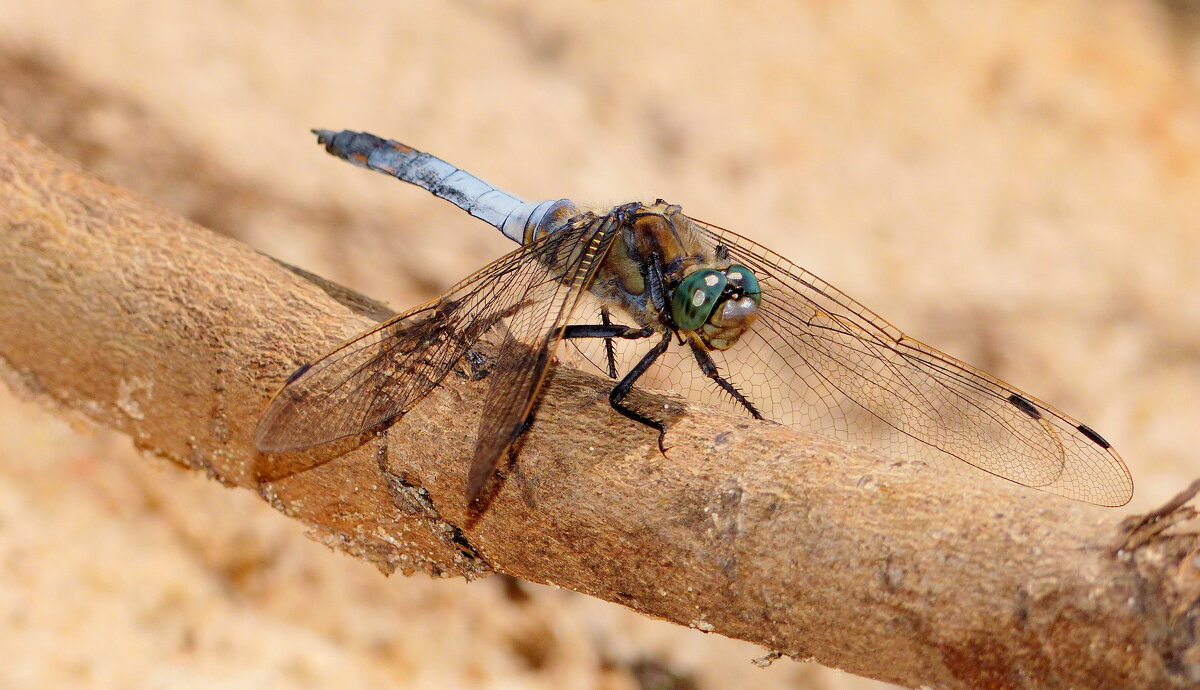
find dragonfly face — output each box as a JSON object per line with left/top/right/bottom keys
{"left": 671, "top": 264, "right": 762, "bottom": 350}
{"left": 254, "top": 130, "right": 1134, "bottom": 510}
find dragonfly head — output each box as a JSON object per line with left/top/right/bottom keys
{"left": 670, "top": 264, "right": 761, "bottom": 350}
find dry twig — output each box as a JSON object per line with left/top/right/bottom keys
{"left": 1, "top": 113, "right": 1196, "bottom": 688}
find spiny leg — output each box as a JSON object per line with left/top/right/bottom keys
{"left": 689, "top": 341, "right": 764, "bottom": 420}
{"left": 561, "top": 324, "right": 653, "bottom": 340}
{"left": 563, "top": 320, "right": 653, "bottom": 380}
{"left": 601, "top": 308, "right": 618, "bottom": 379}
{"left": 591, "top": 250, "right": 674, "bottom": 449}
{"left": 609, "top": 331, "right": 673, "bottom": 452}
{"left": 645, "top": 253, "right": 670, "bottom": 315}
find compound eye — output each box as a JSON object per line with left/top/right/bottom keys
{"left": 671, "top": 269, "right": 727, "bottom": 331}
{"left": 723, "top": 264, "right": 761, "bottom": 305}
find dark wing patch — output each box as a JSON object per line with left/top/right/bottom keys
{"left": 1076, "top": 424, "right": 1112, "bottom": 449}
{"left": 1007, "top": 393, "right": 1042, "bottom": 420}
{"left": 284, "top": 362, "right": 313, "bottom": 385}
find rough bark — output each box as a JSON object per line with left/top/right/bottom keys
{"left": 1, "top": 113, "right": 1196, "bottom": 689}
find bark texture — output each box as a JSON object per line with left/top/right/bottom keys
{"left": 1, "top": 114, "right": 1197, "bottom": 689}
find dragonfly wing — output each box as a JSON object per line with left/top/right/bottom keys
{"left": 254, "top": 220, "right": 606, "bottom": 454}
{"left": 466, "top": 214, "right": 623, "bottom": 503}
{"left": 682, "top": 217, "right": 1132, "bottom": 506}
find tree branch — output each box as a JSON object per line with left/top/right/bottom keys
{"left": 1, "top": 113, "right": 1194, "bottom": 688}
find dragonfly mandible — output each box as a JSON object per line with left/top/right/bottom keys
{"left": 254, "top": 129, "right": 1133, "bottom": 508}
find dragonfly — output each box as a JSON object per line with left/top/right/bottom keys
{"left": 255, "top": 129, "right": 1134, "bottom": 508}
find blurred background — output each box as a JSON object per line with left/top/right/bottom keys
{"left": 1, "top": 1, "right": 1198, "bottom": 688}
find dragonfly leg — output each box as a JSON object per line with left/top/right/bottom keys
{"left": 689, "top": 341, "right": 764, "bottom": 419}
{"left": 609, "top": 331, "right": 673, "bottom": 452}
{"left": 561, "top": 324, "right": 653, "bottom": 339}
{"left": 645, "top": 253, "right": 670, "bottom": 316}
{"left": 563, "top": 320, "right": 654, "bottom": 379}
{"left": 601, "top": 308, "right": 617, "bottom": 379}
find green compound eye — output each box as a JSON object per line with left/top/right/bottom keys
{"left": 672, "top": 269, "right": 727, "bottom": 331}
{"left": 724, "top": 264, "right": 761, "bottom": 304}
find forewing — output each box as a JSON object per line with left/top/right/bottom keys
{"left": 466, "top": 215, "right": 622, "bottom": 502}
{"left": 681, "top": 217, "right": 1132, "bottom": 506}
{"left": 254, "top": 223, "right": 601, "bottom": 453}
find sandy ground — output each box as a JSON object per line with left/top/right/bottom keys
{"left": 1, "top": 1, "right": 1199, "bottom": 688}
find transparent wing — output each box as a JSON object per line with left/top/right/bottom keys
{"left": 564, "top": 217, "right": 1133, "bottom": 507}
{"left": 692, "top": 217, "right": 1132, "bottom": 506}
{"left": 465, "top": 214, "right": 622, "bottom": 501}
{"left": 254, "top": 219, "right": 610, "bottom": 455}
